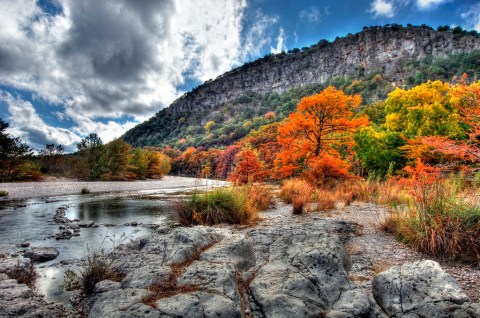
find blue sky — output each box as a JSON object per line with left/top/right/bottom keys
{"left": 0, "top": 0, "right": 479, "bottom": 152}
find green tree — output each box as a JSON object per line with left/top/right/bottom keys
{"left": 354, "top": 127, "right": 407, "bottom": 178}
{"left": 0, "top": 118, "right": 40, "bottom": 181}
{"left": 101, "top": 139, "right": 133, "bottom": 180}
{"left": 77, "top": 133, "right": 104, "bottom": 180}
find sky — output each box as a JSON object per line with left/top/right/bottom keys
{"left": 0, "top": 0, "right": 479, "bottom": 152}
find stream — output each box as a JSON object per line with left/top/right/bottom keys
{"left": 0, "top": 186, "right": 202, "bottom": 306}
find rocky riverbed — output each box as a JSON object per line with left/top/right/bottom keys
{"left": 1, "top": 202, "right": 479, "bottom": 317}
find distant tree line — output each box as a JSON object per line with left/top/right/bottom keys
{"left": 0, "top": 120, "right": 171, "bottom": 182}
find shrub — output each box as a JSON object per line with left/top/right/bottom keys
{"left": 384, "top": 162, "right": 480, "bottom": 262}
{"left": 81, "top": 187, "right": 90, "bottom": 194}
{"left": 0, "top": 191, "right": 8, "bottom": 197}
{"left": 279, "top": 179, "right": 314, "bottom": 214}
{"left": 245, "top": 184, "right": 275, "bottom": 211}
{"left": 177, "top": 187, "right": 258, "bottom": 225}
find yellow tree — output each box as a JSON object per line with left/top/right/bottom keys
{"left": 275, "top": 86, "right": 368, "bottom": 178}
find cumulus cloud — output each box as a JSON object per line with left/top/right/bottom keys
{"left": 461, "top": 3, "right": 480, "bottom": 32}
{"left": 0, "top": 0, "right": 282, "bottom": 148}
{"left": 416, "top": 0, "right": 450, "bottom": 10}
{"left": 369, "top": 0, "right": 395, "bottom": 18}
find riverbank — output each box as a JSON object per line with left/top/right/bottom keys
{"left": 0, "top": 176, "right": 229, "bottom": 199}
{"left": 1, "top": 195, "right": 478, "bottom": 317}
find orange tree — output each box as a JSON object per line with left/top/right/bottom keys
{"left": 274, "top": 86, "right": 368, "bottom": 178}
{"left": 228, "top": 148, "right": 265, "bottom": 184}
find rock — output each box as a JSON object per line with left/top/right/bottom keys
{"left": 94, "top": 280, "right": 122, "bottom": 294}
{"left": 155, "top": 291, "right": 243, "bottom": 318}
{"left": 111, "top": 226, "right": 226, "bottom": 272}
{"left": 0, "top": 256, "right": 31, "bottom": 277}
{"left": 372, "top": 260, "right": 480, "bottom": 317}
{"left": 115, "top": 303, "right": 160, "bottom": 318}
{"left": 0, "top": 278, "right": 68, "bottom": 317}
{"left": 121, "top": 266, "right": 172, "bottom": 289}
{"left": 327, "top": 290, "right": 374, "bottom": 317}
{"left": 249, "top": 232, "right": 352, "bottom": 317}
{"left": 178, "top": 261, "right": 240, "bottom": 302}
{"left": 0, "top": 273, "right": 9, "bottom": 281}
{"left": 24, "top": 247, "right": 59, "bottom": 262}
{"left": 78, "top": 221, "right": 95, "bottom": 228}
{"left": 20, "top": 242, "right": 30, "bottom": 248}
{"left": 157, "top": 226, "right": 171, "bottom": 234}
{"left": 89, "top": 288, "right": 152, "bottom": 318}
{"left": 199, "top": 234, "right": 255, "bottom": 272}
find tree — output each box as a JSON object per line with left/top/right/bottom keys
{"left": 228, "top": 148, "right": 265, "bottom": 184}
{"left": 77, "top": 133, "right": 104, "bottom": 179}
{"left": 39, "top": 144, "right": 65, "bottom": 175}
{"left": 275, "top": 87, "right": 368, "bottom": 178}
{"left": 420, "top": 78, "right": 480, "bottom": 163}
{"left": 384, "top": 81, "right": 463, "bottom": 138}
{"left": 100, "top": 139, "right": 133, "bottom": 180}
{"left": 0, "top": 118, "right": 40, "bottom": 181}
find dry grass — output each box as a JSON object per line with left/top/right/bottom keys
{"left": 143, "top": 243, "right": 213, "bottom": 307}
{"left": 9, "top": 259, "right": 36, "bottom": 288}
{"left": 382, "top": 177, "right": 480, "bottom": 263}
{"left": 245, "top": 184, "right": 276, "bottom": 212}
{"left": 279, "top": 179, "right": 314, "bottom": 214}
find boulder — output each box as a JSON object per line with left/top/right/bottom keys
{"left": 121, "top": 266, "right": 172, "bottom": 289}
{"left": 155, "top": 291, "right": 244, "bottom": 318}
{"left": 372, "top": 260, "right": 480, "bottom": 317}
{"left": 24, "top": 247, "right": 59, "bottom": 262}
{"left": 249, "top": 232, "right": 352, "bottom": 318}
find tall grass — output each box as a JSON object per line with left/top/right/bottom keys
{"left": 279, "top": 179, "right": 314, "bottom": 214}
{"left": 177, "top": 184, "right": 274, "bottom": 225}
{"left": 385, "top": 174, "right": 480, "bottom": 263}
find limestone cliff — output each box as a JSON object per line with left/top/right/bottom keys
{"left": 123, "top": 26, "right": 480, "bottom": 148}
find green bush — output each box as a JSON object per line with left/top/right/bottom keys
{"left": 0, "top": 191, "right": 8, "bottom": 197}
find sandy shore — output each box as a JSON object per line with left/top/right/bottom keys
{"left": 0, "top": 176, "right": 229, "bottom": 199}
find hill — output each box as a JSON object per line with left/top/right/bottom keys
{"left": 123, "top": 25, "right": 480, "bottom": 150}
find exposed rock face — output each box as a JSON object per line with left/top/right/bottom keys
{"left": 372, "top": 260, "right": 480, "bottom": 317}
{"left": 166, "top": 28, "right": 479, "bottom": 115}
{"left": 124, "top": 26, "right": 480, "bottom": 147}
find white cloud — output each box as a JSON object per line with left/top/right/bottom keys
{"left": 1, "top": 91, "right": 81, "bottom": 151}
{"left": 416, "top": 0, "right": 449, "bottom": 10}
{"left": 299, "top": 6, "right": 322, "bottom": 23}
{"left": 271, "top": 28, "right": 287, "bottom": 54}
{"left": 369, "top": 0, "right": 395, "bottom": 18}
{"left": 0, "top": 0, "right": 284, "bottom": 148}
{"left": 461, "top": 3, "right": 480, "bottom": 32}
{"left": 242, "top": 9, "right": 279, "bottom": 59}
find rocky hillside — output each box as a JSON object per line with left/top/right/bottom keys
{"left": 123, "top": 25, "right": 480, "bottom": 149}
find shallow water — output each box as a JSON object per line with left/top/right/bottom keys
{"left": 0, "top": 191, "right": 182, "bottom": 305}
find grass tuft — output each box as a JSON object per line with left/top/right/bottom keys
{"left": 81, "top": 187, "right": 90, "bottom": 194}
{"left": 177, "top": 185, "right": 273, "bottom": 226}
{"left": 0, "top": 191, "right": 8, "bottom": 197}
